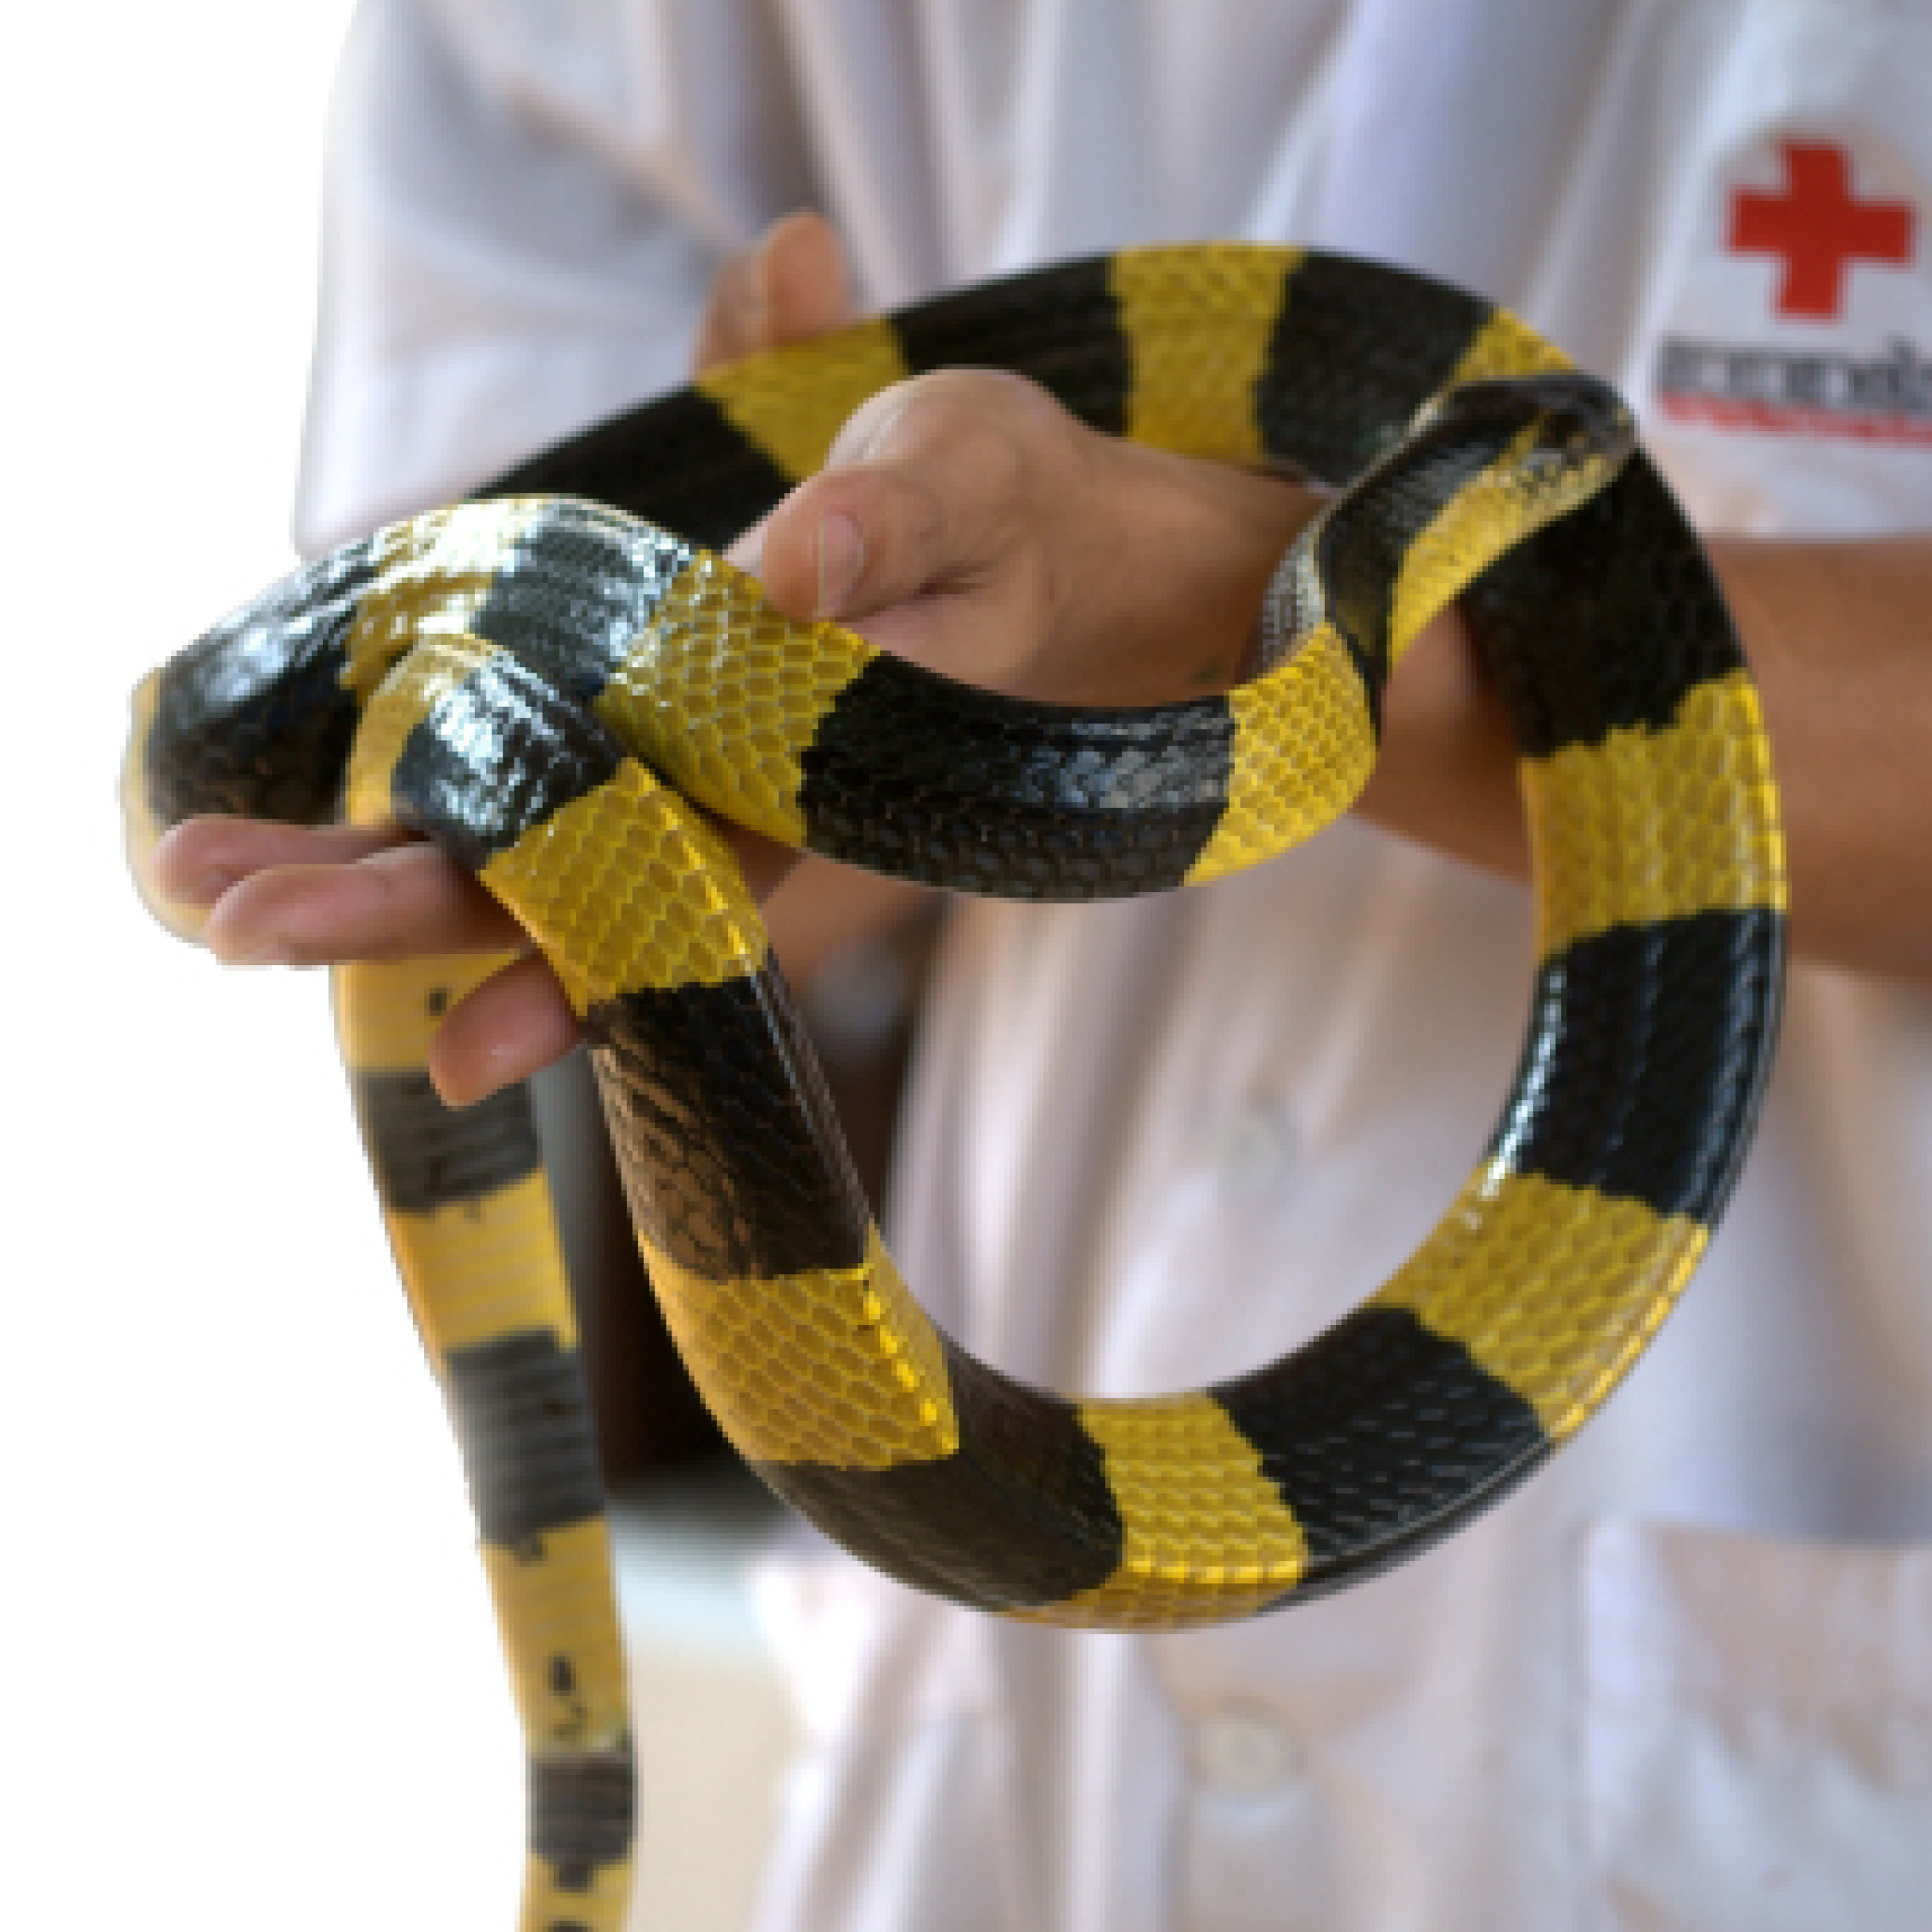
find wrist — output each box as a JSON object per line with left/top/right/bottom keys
{"left": 1353, "top": 600, "right": 1529, "bottom": 880}
{"left": 1066, "top": 434, "right": 1314, "bottom": 705}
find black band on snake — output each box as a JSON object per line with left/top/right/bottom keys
{"left": 123, "top": 246, "right": 1787, "bottom": 1929}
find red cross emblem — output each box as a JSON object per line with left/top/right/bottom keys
{"left": 1728, "top": 140, "right": 1916, "bottom": 321}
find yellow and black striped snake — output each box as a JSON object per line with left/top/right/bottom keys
{"left": 125, "top": 246, "right": 1785, "bottom": 1929}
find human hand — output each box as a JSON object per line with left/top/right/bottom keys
{"left": 735, "top": 365, "right": 1309, "bottom": 705}
{"left": 732, "top": 363, "right": 1515, "bottom": 924}
{"left": 149, "top": 212, "right": 856, "bottom": 1104}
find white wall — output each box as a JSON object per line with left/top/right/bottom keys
{"left": 7, "top": 9, "right": 534, "bottom": 1923}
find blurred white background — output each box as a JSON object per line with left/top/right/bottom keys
{"left": 5, "top": 7, "right": 543, "bottom": 1923}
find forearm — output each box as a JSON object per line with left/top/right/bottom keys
{"left": 1707, "top": 536, "right": 1932, "bottom": 980}
{"left": 1362, "top": 532, "right": 1932, "bottom": 983}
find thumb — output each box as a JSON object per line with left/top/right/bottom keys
{"left": 693, "top": 210, "right": 850, "bottom": 373}
{"left": 753, "top": 371, "right": 1051, "bottom": 632}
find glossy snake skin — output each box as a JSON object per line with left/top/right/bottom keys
{"left": 125, "top": 246, "right": 1786, "bottom": 1929}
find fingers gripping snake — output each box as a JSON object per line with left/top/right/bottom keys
{"left": 124, "top": 246, "right": 1786, "bottom": 1929}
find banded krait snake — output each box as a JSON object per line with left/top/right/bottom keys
{"left": 125, "top": 246, "right": 1786, "bottom": 1928}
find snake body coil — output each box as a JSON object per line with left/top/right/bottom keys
{"left": 125, "top": 247, "right": 1786, "bottom": 1929}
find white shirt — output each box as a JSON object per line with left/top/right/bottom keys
{"left": 299, "top": 3, "right": 1932, "bottom": 1927}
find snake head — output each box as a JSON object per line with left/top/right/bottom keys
{"left": 1410, "top": 370, "right": 1638, "bottom": 502}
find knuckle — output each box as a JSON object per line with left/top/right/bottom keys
{"left": 899, "top": 367, "right": 1055, "bottom": 450}
{"left": 848, "top": 369, "right": 1058, "bottom": 502}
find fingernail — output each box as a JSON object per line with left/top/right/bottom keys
{"left": 212, "top": 934, "right": 291, "bottom": 967}
{"left": 429, "top": 1070, "right": 471, "bottom": 1109}
{"left": 438, "top": 1045, "right": 509, "bottom": 1110}
{"left": 207, "top": 908, "right": 297, "bottom": 966}
{"left": 814, "top": 512, "right": 865, "bottom": 617}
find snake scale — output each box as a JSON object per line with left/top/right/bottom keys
{"left": 124, "top": 246, "right": 1786, "bottom": 1929}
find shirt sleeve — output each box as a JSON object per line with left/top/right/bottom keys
{"left": 293, "top": 0, "right": 818, "bottom": 554}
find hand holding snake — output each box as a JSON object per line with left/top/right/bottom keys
{"left": 128, "top": 231, "right": 1784, "bottom": 1927}
{"left": 153, "top": 216, "right": 1357, "bottom": 1088}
